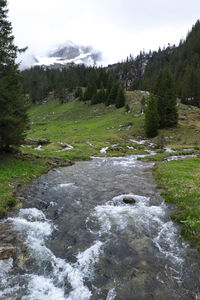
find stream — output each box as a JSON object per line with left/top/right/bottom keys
{"left": 0, "top": 155, "right": 200, "bottom": 299}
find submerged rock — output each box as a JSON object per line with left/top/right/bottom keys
{"left": 123, "top": 197, "right": 136, "bottom": 204}
{"left": 0, "top": 245, "right": 15, "bottom": 259}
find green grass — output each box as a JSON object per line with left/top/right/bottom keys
{"left": 154, "top": 158, "right": 200, "bottom": 251}
{"left": 0, "top": 155, "right": 49, "bottom": 216}
{"left": 22, "top": 94, "right": 146, "bottom": 160}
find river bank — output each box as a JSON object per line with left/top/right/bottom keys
{"left": 0, "top": 153, "right": 72, "bottom": 217}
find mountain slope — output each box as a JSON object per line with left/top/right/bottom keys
{"left": 110, "top": 20, "right": 200, "bottom": 107}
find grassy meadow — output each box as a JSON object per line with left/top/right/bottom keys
{"left": 24, "top": 92, "right": 145, "bottom": 160}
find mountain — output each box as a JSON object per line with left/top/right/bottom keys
{"left": 33, "top": 42, "right": 102, "bottom": 68}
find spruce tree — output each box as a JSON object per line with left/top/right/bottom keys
{"left": 154, "top": 69, "right": 178, "bottom": 128}
{"left": 97, "top": 82, "right": 106, "bottom": 104}
{"left": 0, "top": 0, "right": 28, "bottom": 152}
{"left": 108, "top": 82, "right": 119, "bottom": 105}
{"left": 115, "top": 85, "right": 125, "bottom": 108}
{"left": 145, "top": 94, "right": 160, "bottom": 138}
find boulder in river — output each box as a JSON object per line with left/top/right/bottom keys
{"left": 123, "top": 197, "right": 136, "bottom": 204}
{"left": 0, "top": 245, "right": 15, "bottom": 259}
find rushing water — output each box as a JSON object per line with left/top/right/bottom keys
{"left": 0, "top": 155, "right": 200, "bottom": 299}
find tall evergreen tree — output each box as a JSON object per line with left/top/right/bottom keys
{"left": 106, "top": 82, "right": 119, "bottom": 106}
{"left": 115, "top": 85, "right": 125, "bottom": 108}
{"left": 0, "top": 0, "right": 28, "bottom": 152}
{"left": 154, "top": 69, "right": 178, "bottom": 128}
{"left": 145, "top": 94, "right": 160, "bottom": 137}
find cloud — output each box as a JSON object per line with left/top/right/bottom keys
{"left": 7, "top": 0, "right": 200, "bottom": 66}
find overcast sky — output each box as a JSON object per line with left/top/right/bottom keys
{"left": 7, "top": 0, "right": 200, "bottom": 66}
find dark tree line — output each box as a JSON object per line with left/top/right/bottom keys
{"left": 21, "top": 65, "right": 125, "bottom": 108}
{"left": 0, "top": 0, "right": 28, "bottom": 152}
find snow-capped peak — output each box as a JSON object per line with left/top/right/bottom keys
{"left": 33, "top": 42, "right": 101, "bottom": 68}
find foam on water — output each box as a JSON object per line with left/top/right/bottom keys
{"left": 0, "top": 258, "right": 22, "bottom": 297}
{"left": 23, "top": 275, "right": 66, "bottom": 300}
{"left": 0, "top": 258, "right": 13, "bottom": 291}
{"left": 0, "top": 257, "right": 13, "bottom": 276}
{"left": 76, "top": 241, "right": 103, "bottom": 278}
{"left": 154, "top": 220, "right": 186, "bottom": 265}
{"left": 93, "top": 193, "right": 185, "bottom": 271}
{"left": 109, "top": 155, "right": 155, "bottom": 169}
{"left": 93, "top": 194, "right": 164, "bottom": 234}
{"left": 57, "top": 183, "right": 76, "bottom": 188}
{"left": 106, "top": 288, "right": 116, "bottom": 300}
{"left": 7, "top": 208, "right": 103, "bottom": 299}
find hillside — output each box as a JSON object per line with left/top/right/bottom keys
{"left": 111, "top": 20, "right": 200, "bottom": 108}
{"left": 21, "top": 91, "right": 145, "bottom": 160}
{"left": 22, "top": 93, "right": 200, "bottom": 160}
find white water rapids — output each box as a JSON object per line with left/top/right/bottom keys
{"left": 0, "top": 155, "right": 200, "bottom": 299}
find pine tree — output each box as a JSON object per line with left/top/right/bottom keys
{"left": 154, "top": 69, "right": 178, "bottom": 128}
{"left": 107, "top": 82, "right": 119, "bottom": 105}
{"left": 115, "top": 85, "right": 125, "bottom": 108}
{"left": 145, "top": 94, "right": 160, "bottom": 138}
{"left": 0, "top": 0, "right": 28, "bottom": 152}
{"left": 84, "top": 82, "right": 96, "bottom": 101}
{"left": 97, "top": 82, "right": 106, "bottom": 104}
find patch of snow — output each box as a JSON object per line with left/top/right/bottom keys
{"left": 56, "top": 143, "right": 74, "bottom": 152}
{"left": 129, "top": 139, "right": 155, "bottom": 147}
{"left": 164, "top": 148, "right": 175, "bottom": 153}
{"left": 34, "top": 145, "right": 44, "bottom": 151}
{"left": 34, "top": 52, "right": 93, "bottom": 67}
{"left": 129, "top": 139, "right": 146, "bottom": 145}
{"left": 100, "top": 147, "right": 109, "bottom": 154}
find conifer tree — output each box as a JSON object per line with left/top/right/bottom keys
{"left": 107, "top": 82, "right": 119, "bottom": 105}
{"left": 0, "top": 0, "right": 28, "bottom": 152}
{"left": 145, "top": 94, "right": 160, "bottom": 137}
{"left": 154, "top": 69, "right": 178, "bottom": 128}
{"left": 115, "top": 85, "right": 125, "bottom": 108}
{"left": 97, "top": 82, "right": 106, "bottom": 104}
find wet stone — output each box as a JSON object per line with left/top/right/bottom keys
{"left": 123, "top": 197, "right": 136, "bottom": 204}
{"left": 0, "top": 245, "right": 15, "bottom": 259}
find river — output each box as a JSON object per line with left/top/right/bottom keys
{"left": 0, "top": 155, "right": 200, "bottom": 299}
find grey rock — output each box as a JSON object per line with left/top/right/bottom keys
{"left": 0, "top": 245, "right": 15, "bottom": 259}
{"left": 123, "top": 197, "right": 136, "bottom": 204}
